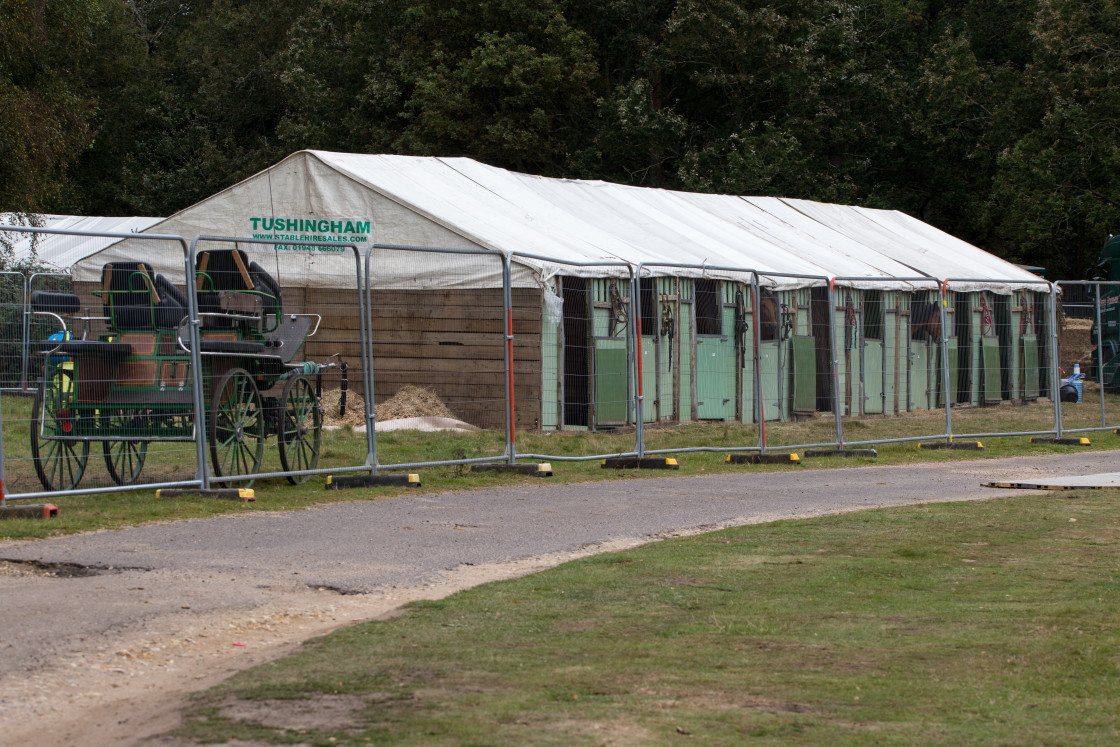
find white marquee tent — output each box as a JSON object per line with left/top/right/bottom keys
{"left": 69, "top": 151, "right": 1043, "bottom": 292}
{"left": 3, "top": 215, "right": 162, "bottom": 272}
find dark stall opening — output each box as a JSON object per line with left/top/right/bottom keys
{"left": 954, "top": 292, "right": 972, "bottom": 404}
{"left": 810, "top": 286, "right": 834, "bottom": 412}
{"left": 562, "top": 276, "right": 591, "bottom": 427}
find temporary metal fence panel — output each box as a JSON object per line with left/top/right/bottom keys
{"left": 830, "top": 278, "right": 951, "bottom": 449}
{"left": 1, "top": 227, "right": 202, "bottom": 500}
{"left": 943, "top": 278, "right": 1060, "bottom": 442}
{"left": 187, "top": 236, "right": 368, "bottom": 487}
{"left": 748, "top": 273, "right": 843, "bottom": 454}
{"left": 1056, "top": 281, "right": 1119, "bottom": 435}
{"left": 0, "top": 271, "right": 28, "bottom": 391}
{"left": 508, "top": 253, "right": 637, "bottom": 463}
{"left": 363, "top": 244, "right": 510, "bottom": 471}
{"left": 628, "top": 263, "right": 761, "bottom": 458}
{"left": 25, "top": 273, "right": 73, "bottom": 391}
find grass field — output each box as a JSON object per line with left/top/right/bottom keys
{"left": 169, "top": 488, "right": 1120, "bottom": 745}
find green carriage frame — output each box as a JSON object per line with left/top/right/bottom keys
{"left": 30, "top": 250, "right": 328, "bottom": 491}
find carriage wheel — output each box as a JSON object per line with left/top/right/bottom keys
{"left": 31, "top": 367, "right": 89, "bottom": 491}
{"left": 102, "top": 409, "right": 149, "bottom": 485}
{"left": 278, "top": 375, "right": 322, "bottom": 484}
{"left": 208, "top": 368, "right": 264, "bottom": 486}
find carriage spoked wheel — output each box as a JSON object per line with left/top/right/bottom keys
{"left": 31, "top": 367, "right": 89, "bottom": 491}
{"left": 278, "top": 375, "right": 322, "bottom": 484}
{"left": 102, "top": 409, "right": 149, "bottom": 485}
{"left": 209, "top": 367, "right": 265, "bottom": 487}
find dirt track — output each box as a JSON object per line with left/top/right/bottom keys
{"left": 2, "top": 450, "right": 1118, "bottom": 746}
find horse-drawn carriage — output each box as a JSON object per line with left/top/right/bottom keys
{"left": 29, "top": 249, "right": 329, "bottom": 491}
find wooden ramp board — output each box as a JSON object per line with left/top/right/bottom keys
{"left": 985, "top": 473, "right": 1120, "bottom": 490}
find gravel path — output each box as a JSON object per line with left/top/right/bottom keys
{"left": 1, "top": 450, "right": 1117, "bottom": 745}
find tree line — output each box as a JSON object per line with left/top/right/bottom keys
{"left": 3, "top": 0, "right": 1119, "bottom": 277}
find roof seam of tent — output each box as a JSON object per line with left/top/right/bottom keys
{"left": 774, "top": 197, "right": 937, "bottom": 282}
{"left": 439, "top": 157, "right": 650, "bottom": 269}
{"left": 309, "top": 152, "right": 509, "bottom": 259}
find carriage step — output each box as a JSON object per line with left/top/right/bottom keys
{"left": 0, "top": 503, "right": 59, "bottom": 520}
{"left": 325, "top": 473, "right": 421, "bottom": 489}
{"left": 155, "top": 488, "right": 255, "bottom": 502}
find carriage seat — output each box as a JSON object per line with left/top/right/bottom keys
{"left": 100, "top": 262, "right": 187, "bottom": 331}
{"left": 38, "top": 338, "right": 132, "bottom": 360}
{"left": 29, "top": 291, "right": 81, "bottom": 316}
{"left": 195, "top": 249, "right": 281, "bottom": 329}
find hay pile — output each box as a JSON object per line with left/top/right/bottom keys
{"left": 1059, "top": 318, "right": 1095, "bottom": 374}
{"left": 376, "top": 385, "right": 456, "bottom": 421}
{"left": 320, "top": 384, "right": 456, "bottom": 428}
{"left": 320, "top": 387, "right": 367, "bottom": 428}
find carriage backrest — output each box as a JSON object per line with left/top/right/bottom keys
{"left": 195, "top": 249, "right": 281, "bottom": 328}
{"left": 100, "top": 262, "right": 185, "bottom": 331}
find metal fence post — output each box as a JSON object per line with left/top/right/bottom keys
{"left": 939, "top": 280, "right": 953, "bottom": 441}
{"left": 18, "top": 274, "right": 28, "bottom": 391}
{"left": 633, "top": 265, "right": 645, "bottom": 457}
{"left": 504, "top": 253, "right": 517, "bottom": 464}
{"left": 184, "top": 238, "right": 212, "bottom": 489}
{"left": 827, "top": 279, "right": 844, "bottom": 449}
{"left": 751, "top": 273, "right": 766, "bottom": 454}
{"left": 1093, "top": 280, "right": 1106, "bottom": 427}
{"left": 362, "top": 245, "right": 379, "bottom": 473}
{"left": 1050, "top": 282, "right": 1063, "bottom": 438}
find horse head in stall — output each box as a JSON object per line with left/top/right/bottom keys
{"left": 910, "top": 297, "right": 942, "bottom": 343}
{"left": 758, "top": 287, "right": 779, "bottom": 340}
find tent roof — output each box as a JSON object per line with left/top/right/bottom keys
{"left": 311, "top": 151, "right": 1044, "bottom": 290}
{"left": 90, "top": 150, "right": 1044, "bottom": 292}
{"left": 3, "top": 215, "right": 163, "bottom": 271}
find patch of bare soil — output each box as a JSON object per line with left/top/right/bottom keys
{"left": 217, "top": 693, "right": 367, "bottom": 732}
{"left": 321, "top": 385, "right": 456, "bottom": 428}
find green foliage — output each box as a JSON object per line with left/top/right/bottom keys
{"left": 13, "top": 0, "right": 1120, "bottom": 278}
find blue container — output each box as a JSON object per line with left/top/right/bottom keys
{"left": 46, "top": 331, "right": 71, "bottom": 365}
